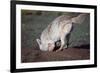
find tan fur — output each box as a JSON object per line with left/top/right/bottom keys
{"left": 36, "top": 14, "right": 87, "bottom": 51}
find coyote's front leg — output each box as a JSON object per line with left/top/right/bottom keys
{"left": 56, "top": 35, "right": 66, "bottom": 52}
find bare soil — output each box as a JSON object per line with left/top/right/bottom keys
{"left": 21, "top": 47, "right": 90, "bottom": 63}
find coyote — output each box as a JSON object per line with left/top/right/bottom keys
{"left": 36, "top": 14, "right": 87, "bottom": 52}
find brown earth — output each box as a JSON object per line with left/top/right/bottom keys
{"left": 21, "top": 47, "right": 90, "bottom": 63}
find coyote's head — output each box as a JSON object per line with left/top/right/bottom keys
{"left": 36, "top": 39, "right": 55, "bottom": 51}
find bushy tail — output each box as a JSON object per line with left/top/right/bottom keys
{"left": 72, "top": 14, "right": 88, "bottom": 24}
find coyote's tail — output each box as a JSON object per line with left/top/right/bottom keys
{"left": 72, "top": 14, "right": 88, "bottom": 24}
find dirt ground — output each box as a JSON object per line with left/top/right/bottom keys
{"left": 21, "top": 47, "right": 90, "bottom": 63}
